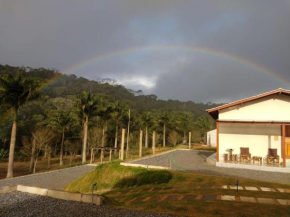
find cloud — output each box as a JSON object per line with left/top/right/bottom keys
{"left": 0, "top": 0, "right": 289, "bottom": 102}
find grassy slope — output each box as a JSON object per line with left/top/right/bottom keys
{"left": 64, "top": 162, "right": 172, "bottom": 193}
{"left": 104, "top": 170, "right": 290, "bottom": 217}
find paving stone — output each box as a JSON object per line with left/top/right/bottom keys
{"left": 260, "top": 187, "right": 276, "bottom": 192}
{"left": 148, "top": 196, "right": 161, "bottom": 202}
{"left": 159, "top": 196, "right": 168, "bottom": 201}
{"left": 201, "top": 194, "right": 217, "bottom": 200}
{"left": 183, "top": 195, "right": 197, "bottom": 200}
{"left": 240, "top": 196, "right": 256, "bottom": 203}
{"left": 148, "top": 188, "right": 154, "bottom": 192}
{"left": 137, "top": 189, "right": 149, "bottom": 193}
{"left": 142, "top": 197, "right": 151, "bottom": 202}
{"left": 277, "top": 188, "right": 287, "bottom": 193}
{"left": 257, "top": 198, "right": 277, "bottom": 205}
{"left": 152, "top": 187, "right": 163, "bottom": 191}
{"left": 221, "top": 195, "right": 235, "bottom": 201}
{"left": 245, "top": 187, "right": 258, "bottom": 191}
{"left": 125, "top": 190, "right": 134, "bottom": 194}
{"left": 178, "top": 195, "right": 184, "bottom": 200}
{"left": 166, "top": 195, "right": 181, "bottom": 201}
{"left": 196, "top": 195, "right": 203, "bottom": 200}
{"left": 162, "top": 187, "right": 174, "bottom": 191}
{"left": 173, "top": 186, "right": 187, "bottom": 190}
{"left": 126, "top": 198, "right": 137, "bottom": 204}
{"left": 277, "top": 199, "right": 290, "bottom": 205}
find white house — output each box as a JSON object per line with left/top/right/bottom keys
{"left": 207, "top": 129, "right": 217, "bottom": 147}
{"left": 206, "top": 88, "right": 290, "bottom": 169}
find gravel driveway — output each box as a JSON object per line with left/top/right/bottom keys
{"left": 132, "top": 150, "right": 290, "bottom": 184}
{"left": 0, "top": 192, "right": 172, "bottom": 217}
{"left": 0, "top": 165, "right": 95, "bottom": 190}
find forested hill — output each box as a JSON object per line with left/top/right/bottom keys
{"left": 0, "top": 64, "right": 222, "bottom": 116}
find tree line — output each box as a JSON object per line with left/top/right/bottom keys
{"left": 0, "top": 65, "right": 218, "bottom": 178}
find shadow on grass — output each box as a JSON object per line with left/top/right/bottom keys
{"left": 113, "top": 170, "right": 172, "bottom": 189}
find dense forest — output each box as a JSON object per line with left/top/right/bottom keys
{"left": 0, "top": 64, "right": 221, "bottom": 177}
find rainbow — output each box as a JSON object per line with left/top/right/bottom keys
{"left": 1, "top": 45, "right": 288, "bottom": 127}
{"left": 62, "top": 45, "right": 289, "bottom": 87}
{"left": 39, "top": 72, "right": 65, "bottom": 92}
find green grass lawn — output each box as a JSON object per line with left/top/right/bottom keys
{"left": 64, "top": 162, "right": 290, "bottom": 217}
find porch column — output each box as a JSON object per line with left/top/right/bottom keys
{"left": 282, "top": 124, "right": 286, "bottom": 167}
{"left": 216, "top": 121, "right": 219, "bottom": 162}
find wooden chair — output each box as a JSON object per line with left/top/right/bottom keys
{"left": 267, "top": 148, "right": 279, "bottom": 165}
{"left": 240, "top": 147, "right": 251, "bottom": 163}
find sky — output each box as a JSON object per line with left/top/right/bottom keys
{"left": 0, "top": 0, "right": 290, "bottom": 103}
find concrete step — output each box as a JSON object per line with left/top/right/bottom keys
{"left": 206, "top": 153, "right": 217, "bottom": 165}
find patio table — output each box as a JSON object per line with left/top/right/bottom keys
{"left": 252, "top": 156, "right": 262, "bottom": 165}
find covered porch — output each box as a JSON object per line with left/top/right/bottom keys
{"left": 215, "top": 120, "right": 290, "bottom": 170}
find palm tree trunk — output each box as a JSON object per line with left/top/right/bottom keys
{"left": 82, "top": 116, "right": 88, "bottom": 164}
{"left": 145, "top": 126, "right": 148, "bottom": 148}
{"left": 163, "top": 124, "right": 166, "bottom": 148}
{"left": 102, "top": 125, "right": 105, "bottom": 147}
{"left": 60, "top": 128, "right": 64, "bottom": 166}
{"left": 47, "top": 148, "right": 51, "bottom": 169}
{"left": 183, "top": 132, "right": 186, "bottom": 144}
{"left": 114, "top": 124, "right": 118, "bottom": 154}
{"left": 29, "top": 138, "right": 36, "bottom": 173}
{"left": 7, "top": 114, "right": 17, "bottom": 178}
{"left": 33, "top": 158, "right": 38, "bottom": 174}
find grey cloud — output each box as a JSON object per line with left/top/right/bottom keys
{"left": 0, "top": 0, "right": 289, "bottom": 103}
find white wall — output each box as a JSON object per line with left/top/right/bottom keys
{"left": 219, "top": 94, "right": 290, "bottom": 121}
{"left": 219, "top": 123, "right": 282, "bottom": 163}
{"left": 207, "top": 129, "right": 217, "bottom": 147}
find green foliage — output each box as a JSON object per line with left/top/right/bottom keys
{"left": 0, "top": 71, "right": 43, "bottom": 112}
{"left": 64, "top": 162, "right": 172, "bottom": 193}
{"left": 0, "top": 64, "right": 222, "bottom": 156}
{"left": 0, "top": 149, "right": 8, "bottom": 158}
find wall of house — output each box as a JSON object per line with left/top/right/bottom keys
{"left": 207, "top": 129, "right": 217, "bottom": 147}
{"left": 219, "top": 123, "right": 282, "bottom": 163}
{"left": 219, "top": 94, "right": 290, "bottom": 121}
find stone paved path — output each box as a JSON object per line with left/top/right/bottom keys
{"left": 106, "top": 185, "right": 290, "bottom": 197}
{"left": 108, "top": 184, "right": 290, "bottom": 206}
{"left": 120, "top": 193, "right": 290, "bottom": 206}
{"left": 0, "top": 165, "right": 95, "bottom": 190}
{"left": 132, "top": 150, "right": 290, "bottom": 183}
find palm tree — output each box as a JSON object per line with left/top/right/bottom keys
{"left": 47, "top": 110, "right": 76, "bottom": 165}
{"left": 110, "top": 101, "right": 126, "bottom": 153}
{"left": 98, "top": 100, "right": 113, "bottom": 147}
{"left": 158, "top": 112, "right": 171, "bottom": 148}
{"left": 141, "top": 112, "right": 153, "bottom": 148}
{"left": 176, "top": 112, "right": 192, "bottom": 143}
{"left": 79, "top": 91, "right": 99, "bottom": 164}
{"left": 0, "top": 72, "right": 42, "bottom": 178}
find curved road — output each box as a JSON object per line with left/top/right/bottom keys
{"left": 0, "top": 165, "right": 95, "bottom": 190}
